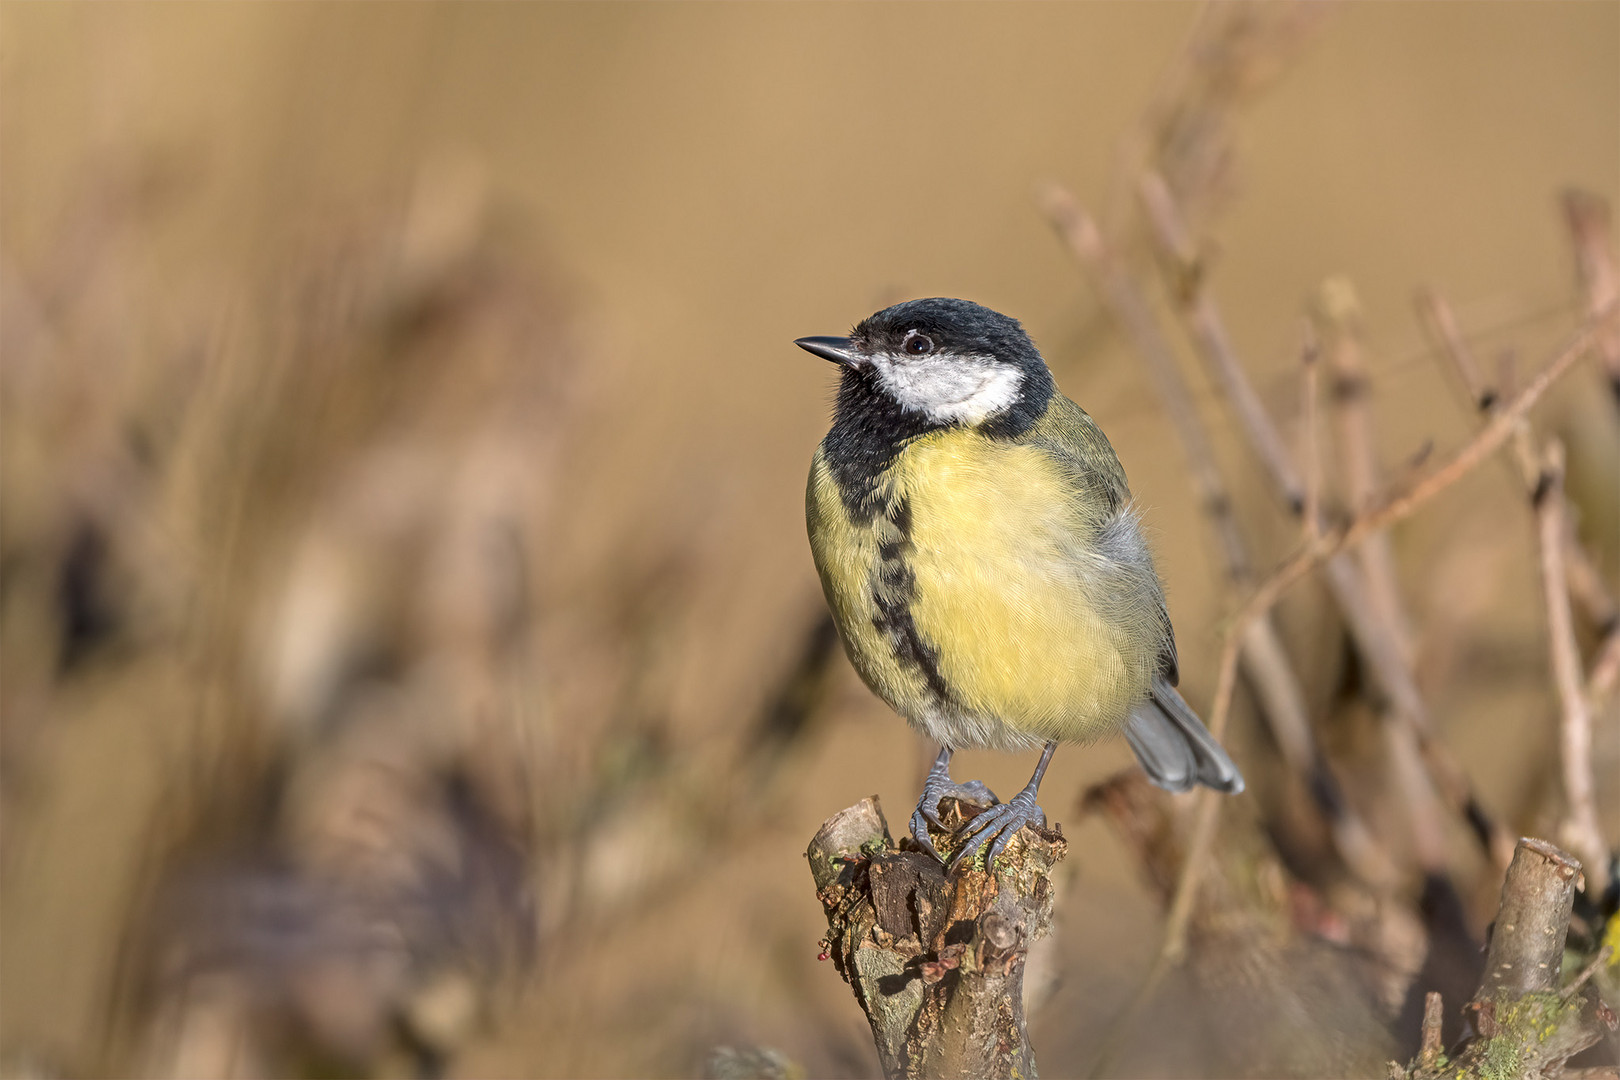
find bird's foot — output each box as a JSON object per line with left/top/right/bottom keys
{"left": 910, "top": 773, "right": 998, "bottom": 861}
{"left": 948, "top": 785, "right": 1046, "bottom": 871}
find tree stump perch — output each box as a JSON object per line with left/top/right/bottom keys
{"left": 806, "top": 795, "right": 1066, "bottom": 1080}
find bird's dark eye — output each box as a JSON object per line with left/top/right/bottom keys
{"left": 903, "top": 331, "right": 934, "bottom": 355}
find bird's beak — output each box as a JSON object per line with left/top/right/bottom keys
{"left": 794, "top": 335, "right": 863, "bottom": 367}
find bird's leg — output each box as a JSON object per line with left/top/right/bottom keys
{"left": 910, "top": 745, "right": 998, "bottom": 860}
{"left": 949, "top": 741, "right": 1056, "bottom": 870}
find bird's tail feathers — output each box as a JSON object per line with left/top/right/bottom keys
{"left": 1124, "top": 679, "right": 1244, "bottom": 794}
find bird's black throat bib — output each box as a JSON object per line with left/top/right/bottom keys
{"left": 822, "top": 363, "right": 1054, "bottom": 522}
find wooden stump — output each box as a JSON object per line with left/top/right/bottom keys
{"left": 806, "top": 795, "right": 1066, "bottom": 1080}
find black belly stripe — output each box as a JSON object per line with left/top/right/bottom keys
{"left": 820, "top": 357, "right": 1051, "bottom": 706}
{"left": 869, "top": 496, "right": 953, "bottom": 705}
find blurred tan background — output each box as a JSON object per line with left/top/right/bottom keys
{"left": 1, "top": 3, "right": 1616, "bottom": 1077}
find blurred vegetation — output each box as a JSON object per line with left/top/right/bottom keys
{"left": 1, "top": 3, "right": 1616, "bottom": 1078}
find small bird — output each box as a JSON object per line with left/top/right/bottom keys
{"left": 798, "top": 298, "right": 1242, "bottom": 867}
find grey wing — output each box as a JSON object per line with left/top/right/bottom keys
{"left": 1124, "top": 546, "right": 1243, "bottom": 793}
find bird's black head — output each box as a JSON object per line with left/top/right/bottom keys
{"left": 797, "top": 298, "right": 1054, "bottom": 436}
{"left": 850, "top": 297, "right": 1043, "bottom": 372}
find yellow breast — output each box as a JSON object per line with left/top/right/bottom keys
{"left": 807, "top": 425, "right": 1160, "bottom": 748}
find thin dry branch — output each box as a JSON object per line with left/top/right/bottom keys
{"left": 1565, "top": 541, "right": 1620, "bottom": 639}
{"left": 1561, "top": 946, "right": 1614, "bottom": 1004}
{"left": 1419, "top": 992, "right": 1444, "bottom": 1070}
{"left": 1161, "top": 633, "right": 1243, "bottom": 964}
{"left": 1557, "top": 193, "right": 1620, "bottom": 712}
{"left": 1227, "top": 304, "right": 1615, "bottom": 640}
{"left": 1419, "top": 290, "right": 1620, "bottom": 634}
{"left": 1416, "top": 295, "right": 1620, "bottom": 825}
{"left": 1563, "top": 189, "right": 1620, "bottom": 397}
{"left": 1299, "top": 321, "right": 1323, "bottom": 542}
{"left": 1138, "top": 171, "right": 1306, "bottom": 510}
{"left": 1317, "top": 283, "right": 1454, "bottom": 868}
{"left": 1533, "top": 440, "right": 1612, "bottom": 892}
{"left": 1589, "top": 630, "right": 1620, "bottom": 708}
{"left": 1317, "top": 279, "right": 1417, "bottom": 664}
{"left": 1417, "top": 289, "right": 1496, "bottom": 411}
{"left": 1321, "top": 555, "right": 1463, "bottom": 868}
{"left": 1104, "top": 1, "right": 1330, "bottom": 233}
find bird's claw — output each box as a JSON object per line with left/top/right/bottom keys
{"left": 909, "top": 806, "right": 942, "bottom": 860}
{"left": 910, "top": 777, "right": 998, "bottom": 857}
{"left": 948, "top": 788, "right": 1046, "bottom": 871}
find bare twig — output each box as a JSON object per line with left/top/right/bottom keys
{"left": 1534, "top": 441, "right": 1612, "bottom": 892}
{"left": 1162, "top": 633, "right": 1244, "bottom": 963}
{"left": 1561, "top": 945, "right": 1614, "bottom": 1004}
{"left": 1138, "top": 171, "right": 1307, "bottom": 510}
{"left": 1227, "top": 304, "right": 1614, "bottom": 640}
{"left": 1556, "top": 194, "right": 1620, "bottom": 713}
{"left": 1564, "top": 536, "right": 1620, "bottom": 639}
{"left": 1589, "top": 630, "right": 1620, "bottom": 708}
{"left": 1316, "top": 282, "right": 1458, "bottom": 869}
{"left": 1237, "top": 619, "right": 1401, "bottom": 884}
{"left": 1563, "top": 189, "right": 1620, "bottom": 397}
{"left": 1321, "top": 555, "right": 1460, "bottom": 869}
{"left": 1422, "top": 293, "right": 1616, "bottom": 876}
{"left": 1557, "top": 196, "right": 1620, "bottom": 724}
{"left": 1317, "top": 278, "right": 1416, "bottom": 663}
{"left": 1419, "top": 991, "right": 1444, "bottom": 1069}
{"left": 1417, "top": 289, "right": 1496, "bottom": 411}
{"left": 1299, "top": 320, "right": 1323, "bottom": 542}
{"left": 1421, "top": 291, "right": 1534, "bottom": 486}
{"left": 1419, "top": 290, "right": 1620, "bottom": 632}
{"left": 1105, "top": 2, "right": 1329, "bottom": 233}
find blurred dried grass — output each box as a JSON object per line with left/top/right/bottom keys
{"left": 1, "top": 4, "right": 1617, "bottom": 1079}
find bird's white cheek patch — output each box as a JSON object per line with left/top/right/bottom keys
{"left": 871, "top": 353, "right": 1024, "bottom": 426}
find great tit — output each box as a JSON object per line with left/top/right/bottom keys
{"left": 798, "top": 298, "right": 1243, "bottom": 867}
